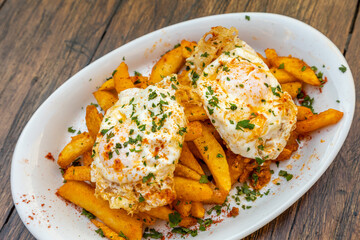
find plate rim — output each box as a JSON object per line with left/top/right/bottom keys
{"left": 11, "top": 12, "right": 356, "bottom": 240}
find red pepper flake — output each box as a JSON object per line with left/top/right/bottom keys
{"left": 28, "top": 216, "right": 34, "bottom": 220}
{"left": 45, "top": 152, "right": 55, "bottom": 161}
{"left": 228, "top": 207, "right": 239, "bottom": 218}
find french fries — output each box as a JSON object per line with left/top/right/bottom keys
{"left": 191, "top": 202, "right": 205, "bottom": 218}
{"left": 83, "top": 150, "right": 93, "bottom": 166}
{"left": 113, "top": 62, "right": 134, "bottom": 93}
{"left": 63, "top": 166, "right": 91, "bottom": 181}
{"left": 85, "top": 105, "right": 103, "bottom": 139}
{"left": 174, "top": 164, "right": 201, "bottom": 181}
{"left": 226, "top": 150, "right": 246, "bottom": 185}
{"left": 149, "top": 46, "right": 185, "bottom": 85}
{"left": 184, "top": 104, "right": 208, "bottom": 121}
{"left": 179, "top": 142, "right": 205, "bottom": 175}
{"left": 145, "top": 206, "right": 197, "bottom": 228}
{"left": 271, "top": 68, "right": 298, "bottom": 83}
{"left": 174, "top": 177, "right": 213, "bottom": 201}
{"left": 57, "top": 181, "right": 143, "bottom": 240}
{"left": 203, "top": 182, "right": 228, "bottom": 204}
{"left": 281, "top": 82, "right": 302, "bottom": 99}
{"left": 181, "top": 40, "right": 197, "bottom": 58}
{"left": 185, "top": 121, "right": 203, "bottom": 141}
{"left": 296, "top": 109, "right": 343, "bottom": 133}
{"left": 173, "top": 200, "right": 192, "bottom": 217}
{"left": 135, "top": 212, "right": 156, "bottom": 226}
{"left": 193, "top": 123, "right": 231, "bottom": 192}
{"left": 297, "top": 106, "right": 314, "bottom": 120}
{"left": 276, "top": 148, "right": 293, "bottom": 161}
{"left": 93, "top": 90, "right": 118, "bottom": 112}
{"left": 99, "top": 78, "right": 115, "bottom": 91}
{"left": 91, "top": 219, "right": 126, "bottom": 240}
{"left": 58, "top": 132, "right": 94, "bottom": 168}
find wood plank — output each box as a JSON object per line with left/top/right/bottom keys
{"left": 0, "top": 210, "right": 34, "bottom": 240}
{"left": 0, "top": 0, "right": 119, "bottom": 229}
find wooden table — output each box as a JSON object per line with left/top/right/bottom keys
{"left": 0, "top": 0, "right": 359, "bottom": 239}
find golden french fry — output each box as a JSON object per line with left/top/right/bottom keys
{"left": 202, "top": 182, "right": 228, "bottom": 204}
{"left": 193, "top": 123, "right": 231, "bottom": 192}
{"left": 276, "top": 148, "right": 293, "bottom": 161}
{"left": 186, "top": 141, "right": 204, "bottom": 160}
{"left": 99, "top": 78, "right": 115, "bottom": 91}
{"left": 179, "top": 142, "right": 204, "bottom": 175}
{"left": 184, "top": 104, "right": 208, "bottom": 121}
{"left": 174, "top": 164, "right": 201, "bottom": 181}
{"left": 273, "top": 57, "right": 321, "bottom": 86}
{"left": 58, "top": 132, "right": 94, "bottom": 168}
{"left": 113, "top": 62, "right": 134, "bottom": 93}
{"left": 185, "top": 121, "right": 202, "bottom": 141}
{"left": 257, "top": 52, "right": 270, "bottom": 67}
{"left": 135, "top": 212, "right": 156, "bottom": 226}
{"left": 191, "top": 202, "right": 205, "bottom": 218}
{"left": 57, "top": 181, "right": 142, "bottom": 240}
{"left": 130, "top": 76, "right": 149, "bottom": 89}
{"left": 63, "top": 166, "right": 91, "bottom": 181}
{"left": 202, "top": 121, "right": 224, "bottom": 146}
{"left": 90, "top": 219, "right": 126, "bottom": 240}
{"left": 270, "top": 67, "right": 298, "bottom": 83}
{"left": 86, "top": 105, "right": 103, "bottom": 139}
{"left": 145, "top": 206, "right": 197, "bottom": 228}
{"left": 296, "top": 109, "right": 343, "bottom": 133}
{"left": 264, "top": 48, "right": 278, "bottom": 66}
{"left": 281, "top": 82, "right": 302, "bottom": 99}
{"left": 174, "top": 177, "right": 213, "bottom": 201}
{"left": 149, "top": 46, "right": 185, "bottom": 85}
{"left": 226, "top": 150, "right": 246, "bottom": 185}
{"left": 297, "top": 105, "right": 314, "bottom": 121}
{"left": 181, "top": 40, "right": 197, "bottom": 58}
{"left": 83, "top": 151, "right": 93, "bottom": 167}
{"left": 173, "top": 200, "right": 192, "bottom": 217}
{"left": 177, "top": 69, "right": 191, "bottom": 86}
{"left": 93, "top": 90, "right": 118, "bottom": 112}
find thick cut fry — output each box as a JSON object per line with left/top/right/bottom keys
{"left": 145, "top": 206, "right": 197, "bottom": 227}
{"left": 181, "top": 40, "right": 197, "bottom": 58}
{"left": 264, "top": 48, "right": 278, "bottom": 66}
{"left": 113, "top": 62, "right": 134, "bottom": 93}
{"left": 186, "top": 141, "right": 203, "bottom": 160}
{"left": 58, "top": 132, "right": 94, "bottom": 168}
{"left": 191, "top": 202, "right": 205, "bottom": 218}
{"left": 203, "top": 182, "right": 228, "bottom": 204}
{"left": 177, "top": 69, "right": 191, "bottom": 86}
{"left": 99, "top": 78, "right": 115, "bottom": 91}
{"left": 185, "top": 121, "right": 202, "bottom": 141}
{"left": 86, "top": 105, "right": 103, "bottom": 139}
{"left": 202, "top": 121, "right": 224, "bottom": 146}
{"left": 276, "top": 148, "right": 293, "bottom": 161}
{"left": 174, "top": 177, "right": 213, "bottom": 201}
{"left": 273, "top": 57, "right": 321, "bottom": 86}
{"left": 93, "top": 90, "right": 118, "bottom": 112}
{"left": 193, "top": 123, "right": 231, "bottom": 192}
{"left": 174, "top": 164, "right": 201, "bottom": 181}
{"left": 270, "top": 67, "right": 298, "bottom": 83}
{"left": 226, "top": 150, "right": 246, "bottom": 185}
{"left": 179, "top": 142, "right": 204, "bottom": 175}
{"left": 281, "top": 82, "right": 302, "bottom": 98}
{"left": 173, "top": 200, "right": 192, "bottom": 217}
{"left": 135, "top": 212, "right": 156, "bottom": 226}
{"left": 257, "top": 52, "right": 270, "bottom": 67}
{"left": 296, "top": 109, "right": 343, "bottom": 133}
{"left": 130, "top": 76, "right": 149, "bottom": 89}
{"left": 57, "top": 181, "right": 142, "bottom": 240}
{"left": 83, "top": 150, "right": 93, "bottom": 166}
{"left": 91, "top": 219, "right": 126, "bottom": 240}
{"left": 63, "top": 166, "right": 91, "bottom": 181}
{"left": 149, "top": 46, "right": 185, "bottom": 84}
{"left": 297, "top": 106, "right": 314, "bottom": 120}
{"left": 184, "top": 104, "right": 208, "bottom": 121}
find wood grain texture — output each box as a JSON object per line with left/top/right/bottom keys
{"left": 0, "top": 0, "right": 359, "bottom": 239}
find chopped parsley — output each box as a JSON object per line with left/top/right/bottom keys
{"left": 217, "top": 153, "right": 224, "bottom": 158}
{"left": 279, "top": 170, "right": 293, "bottom": 181}
{"left": 185, "top": 46, "right": 192, "bottom": 52}
{"left": 81, "top": 209, "right": 95, "bottom": 219}
{"left": 245, "top": 15, "right": 250, "bottom": 21}
{"left": 278, "top": 63, "right": 285, "bottom": 69}
{"left": 255, "top": 157, "right": 265, "bottom": 165}
{"left": 134, "top": 71, "right": 142, "bottom": 76}
{"left": 199, "top": 175, "right": 209, "bottom": 184}
{"left": 139, "top": 194, "right": 145, "bottom": 203}
{"left": 95, "top": 228, "right": 105, "bottom": 237}
{"left": 142, "top": 173, "right": 155, "bottom": 183}
{"left": 168, "top": 211, "right": 182, "bottom": 227}
{"left": 143, "top": 228, "right": 163, "bottom": 239}
{"left": 228, "top": 103, "right": 237, "bottom": 111}
{"left": 339, "top": 64, "right": 347, "bottom": 73}
{"left": 148, "top": 91, "right": 158, "bottom": 100}
{"left": 67, "top": 127, "right": 76, "bottom": 133}
{"left": 119, "top": 231, "right": 129, "bottom": 240}
{"left": 171, "top": 227, "right": 197, "bottom": 237}
{"left": 236, "top": 120, "right": 255, "bottom": 131}
{"left": 201, "top": 52, "right": 209, "bottom": 57}
{"left": 301, "top": 66, "right": 306, "bottom": 72}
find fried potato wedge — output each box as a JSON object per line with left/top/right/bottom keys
{"left": 135, "top": 212, "right": 156, "bottom": 226}
{"left": 174, "top": 177, "right": 213, "bottom": 201}
{"left": 130, "top": 76, "right": 149, "bottom": 89}
{"left": 181, "top": 40, "right": 197, "bottom": 58}
{"left": 281, "top": 81, "right": 302, "bottom": 98}
{"left": 93, "top": 90, "right": 118, "bottom": 112}
{"left": 177, "top": 69, "right": 191, "bottom": 86}
{"left": 185, "top": 121, "right": 202, "bottom": 141}
{"left": 174, "top": 164, "right": 201, "bottom": 181}
{"left": 149, "top": 46, "right": 185, "bottom": 85}
{"left": 86, "top": 105, "right": 103, "bottom": 139}
{"left": 202, "top": 182, "right": 228, "bottom": 204}
{"left": 63, "top": 166, "right": 91, "bottom": 181}
{"left": 226, "top": 150, "right": 246, "bottom": 185}
{"left": 257, "top": 52, "right": 270, "bottom": 67}
{"left": 90, "top": 219, "right": 126, "bottom": 240}
{"left": 184, "top": 104, "right": 208, "bottom": 121}
{"left": 173, "top": 200, "right": 192, "bottom": 217}
{"left": 145, "top": 206, "right": 197, "bottom": 228}
{"left": 191, "top": 202, "right": 205, "bottom": 218}
{"left": 296, "top": 109, "right": 343, "bottom": 133}
{"left": 297, "top": 105, "right": 314, "bottom": 121}
{"left": 113, "top": 62, "right": 134, "bottom": 93}
{"left": 99, "top": 78, "right": 115, "bottom": 91}
{"left": 186, "top": 141, "right": 203, "bottom": 160}
{"left": 264, "top": 48, "right": 278, "bottom": 66}
{"left": 276, "top": 148, "right": 293, "bottom": 161}
{"left": 270, "top": 67, "right": 298, "bottom": 83}
{"left": 58, "top": 132, "right": 94, "bottom": 168}
{"left": 57, "top": 181, "right": 142, "bottom": 240}
{"left": 179, "top": 142, "right": 204, "bottom": 175}
{"left": 82, "top": 150, "right": 93, "bottom": 167}
{"left": 193, "top": 123, "right": 231, "bottom": 192}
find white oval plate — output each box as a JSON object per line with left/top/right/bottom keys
{"left": 11, "top": 13, "right": 355, "bottom": 240}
